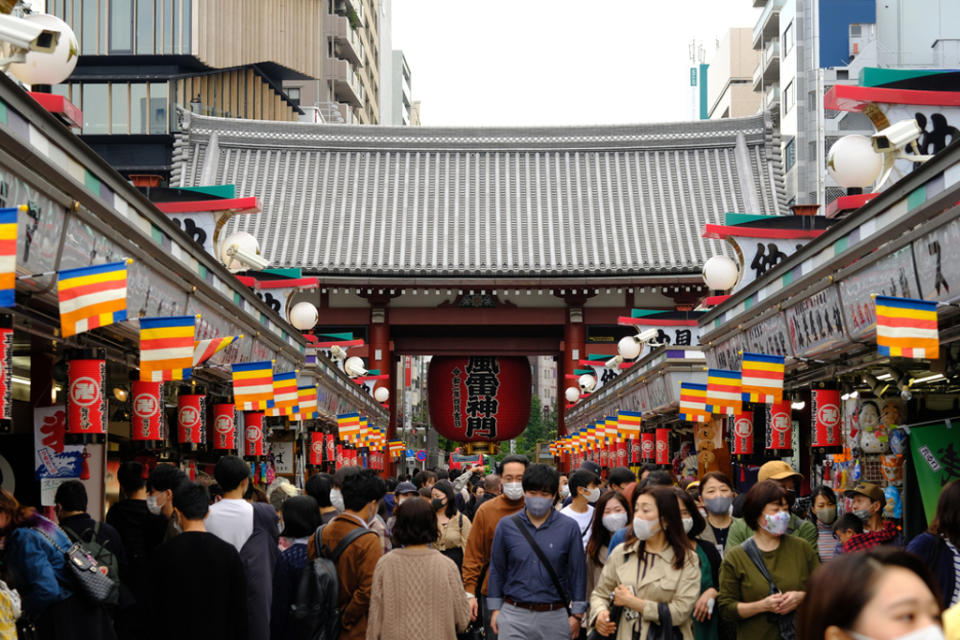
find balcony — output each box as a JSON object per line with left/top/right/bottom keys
{"left": 765, "top": 84, "right": 781, "bottom": 110}
{"left": 753, "top": 64, "right": 763, "bottom": 92}
{"left": 752, "top": 0, "right": 785, "bottom": 49}
{"left": 325, "top": 58, "right": 363, "bottom": 108}
{"left": 761, "top": 38, "right": 780, "bottom": 84}
{"left": 325, "top": 15, "right": 363, "bottom": 66}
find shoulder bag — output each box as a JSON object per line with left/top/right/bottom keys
{"left": 741, "top": 539, "right": 797, "bottom": 640}
{"left": 510, "top": 514, "right": 571, "bottom": 616}
{"left": 32, "top": 527, "right": 118, "bottom": 606}
{"left": 440, "top": 513, "right": 465, "bottom": 570}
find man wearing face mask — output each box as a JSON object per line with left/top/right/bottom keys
{"left": 726, "top": 461, "right": 818, "bottom": 553}
{"left": 463, "top": 455, "right": 529, "bottom": 639}
{"left": 560, "top": 470, "right": 601, "bottom": 550}
{"left": 842, "top": 482, "right": 904, "bottom": 552}
{"left": 488, "top": 464, "right": 587, "bottom": 640}
{"left": 146, "top": 463, "right": 188, "bottom": 541}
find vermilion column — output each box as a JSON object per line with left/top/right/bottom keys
{"left": 369, "top": 310, "right": 391, "bottom": 476}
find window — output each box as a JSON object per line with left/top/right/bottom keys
{"left": 136, "top": 0, "right": 153, "bottom": 54}
{"left": 148, "top": 87, "right": 168, "bottom": 134}
{"left": 182, "top": 0, "right": 192, "bottom": 53}
{"left": 82, "top": 84, "right": 109, "bottom": 133}
{"left": 784, "top": 138, "right": 796, "bottom": 171}
{"left": 782, "top": 81, "right": 795, "bottom": 114}
{"left": 850, "top": 24, "right": 862, "bottom": 37}
{"left": 783, "top": 20, "right": 794, "bottom": 56}
{"left": 131, "top": 83, "right": 148, "bottom": 133}
{"left": 837, "top": 69, "right": 849, "bottom": 80}
{"left": 81, "top": 0, "right": 98, "bottom": 55}
{"left": 287, "top": 87, "right": 301, "bottom": 107}
{"left": 109, "top": 0, "right": 133, "bottom": 53}
{"left": 111, "top": 83, "right": 127, "bottom": 133}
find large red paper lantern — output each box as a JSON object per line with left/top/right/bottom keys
{"left": 336, "top": 445, "right": 344, "bottom": 468}
{"left": 732, "top": 410, "right": 754, "bottom": 456}
{"left": 765, "top": 401, "right": 793, "bottom": 453}
{"left": 325, "top": 433, "right": 336, "bottom": 462}
{"left": 427, "top": 356, "right": 531, "bottom": 442}
{"left": 67, "top": 349, "right": 107, "bottom": 444}
{"left": 629, "top": 439, "right": 641, "bottom": 464}
{"left": 641, "top": 433, "right": 655, "bottom": 461}
{"left": 177, "top": 393, "right": 205, "bottom": 450}
{"left": 244, "top": 411, "right": 264, "bottom": 458}
{"left": 812, "top": 389, "right": 843, "bottom": 453}
{"left": 308, "top": 431, "right": 324, "bottom": 466}
{"left": 211, "top": 403, "right": 237, "bottom": 452}
{"left": 616, "top": 442, "right": 628, "bottom": 467}
{"left": 655, "top": 428, "right": 671, "bottom": 466}
{"left": 131, "top": 380, "right": 164, "bottom": 444}
{"left": 0, "top": 314, "right": 12, "bottom": 433}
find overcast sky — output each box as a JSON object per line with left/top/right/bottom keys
{"left": 392, "top": 0, "right": 761, "bottom": 127}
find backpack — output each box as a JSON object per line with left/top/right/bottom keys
{"left": 62, "top": 522, "right": 120, "bottom": 606}
{"left": 288, "top": 523, "right": 377, "bottom": 640}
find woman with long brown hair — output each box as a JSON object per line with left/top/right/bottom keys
{"left": 585, "top": 490, "right": 632, "bottom": 623}
{"left": 589, "top": 486, "right": 700, "bottom": 640}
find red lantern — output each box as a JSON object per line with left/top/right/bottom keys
{"left": 0, "top": 314, "right": 12, "bottom": 433}
{"left": 131, "top": 381, "right": 164, "bottom": 443}
{"left": 655, "top": 428, "right": 670, "bottom": 465}
{"left": 616, "top": 442, "right": 628, "bottom": 467}
{"left": 336, "top": 445, "right": 344, "bottom": 468}
{"left": 67, "top": 350, "right": 107, "bottom": 444}
{"left": 244, "top": 411, "right": 264, "bottom": 458}
{"left": 641, "top": 433, "right": 655, "bottom": 461}
{"left": 732, "top": 410, "right": 755, "bottom": 456}
{"left": 325, "top": 433, "right": 335, "bottom": 462}
{"left": 427, "top": 356, "right": 531, "bottom": 442}
{"left": 177, "top": 394, "right": 205, "bottom": 449}
{"left": 812, "top": 389, "right": 843, "bottom": 452}
{"left": 629, "top": 439, "right": 640, "bottom": 464}
{"left": 309, "top": 431, "right": 324, "bottom": 466}
{"left": 765, "top": 401, "right": 793, "bottom": 452}
{"left": 599, "top": 447, "right": 609, "bottom": 467}
{"left": 211, "top": 403, "right": 237, "bottom": 452}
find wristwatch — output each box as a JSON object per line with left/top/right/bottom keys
{"left": 465, "top": 592, "right": 476, "bottom": 599}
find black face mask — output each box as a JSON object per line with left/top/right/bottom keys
{"left": 431, "top": 498, "right": 445, "bottom": 511}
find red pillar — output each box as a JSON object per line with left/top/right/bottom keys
{"left": 369, "top": 310, "right": 391, "bottom": 476}
{"left": 559, "top": 306, "right": 585, "bottom": 437}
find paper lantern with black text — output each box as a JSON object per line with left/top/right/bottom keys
{"left": 244, "top": 412, "right": 265, "bottom": 458}
{"left": 66, "top": 350, "right": 107, "bottom": 444}
{"left": 812, "top": 389, "right": 843, "bottom": 453}
{"left": 211, "top": 403, "right": 237, "bottom": 452}
{"left": 765, "top": 402, "right": 793, "bottom": 453}
{"left": 131, "top": 381, "right": 164, "bottom": 443}
{"left": 177, "top": 394, "right": 206, "bottom": 451}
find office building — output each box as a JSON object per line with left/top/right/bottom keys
{"left": 707, "top": 28, "right": 762, "bottom": 119}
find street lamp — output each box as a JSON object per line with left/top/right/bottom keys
{"left": 826, "top": 134, "right": 884, "bottom": 189}
{"left": 702, "top": 255, "right": 740, "bottom": 291}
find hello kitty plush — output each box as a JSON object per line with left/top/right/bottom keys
{"left": 857, "top": 400, "right": 889, "bottom": 454}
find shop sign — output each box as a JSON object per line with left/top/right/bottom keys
{"left": 0, "top": 315, "right": 12, "bottom": 430}
{"left": 646, "top": 376, "right": 670, "bottom": 413}
{"left": 706, "top": 335, "right": 743, "bottom": 371}
{"left": 908, "top": 422, "right": 960, "bottom": 524}
{"left": 212, "top": 403, "right": 237, "bottom": 451}
{"left": 177, "top": 394, "right": 206, "bottom": 446}
{"left": 131, "top": 381, "right": 164, "bottom": 442}
{"left": 655, "top": 428, "right": 670, "bottom": 465}
{"left": 764, "top": 401, "right": 793, "bottom": 452}
{"left": 913, "top": 217, "right": 960, "bottom": 302}
{"left": 785, "top": 286, "right": 847, "bottom": 357}
{"left": 67, "top": 357, "right": 107, "bottom": 440}
{"left": 34, "top": 405, "right": 82, "bottom": 479}
{"left": 743, "top": 312, "right": 793, "bottom": 358}
{"left": 811, "top": 389, "right": 843, "bottom": 452}
{"left": 839, "top": 246, "right": 920, "bottom": 340}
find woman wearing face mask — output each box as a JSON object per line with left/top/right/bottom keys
{"left": 698, "top": 472, "right": 742, "bottom": 558}
{"left": 676, "top": 488, "right": 724, "bottom": 640}
{"left": 809, "top": 486, "right": 839, "bottom": 562}
{"left": 431, "top": 480, "right": 472, "bottom": 571}
{"left": 797, "top": 548, "right": 943, "bottom": 640}
{"left": 718, "top": 481, "right": 820, "bottom": 640}
{"left": 907, "top": 479, "right": 960, "bottom": 608}
{"left": 585, "top": 491, "right": 633, "bottom": 625}
{"left": 589, "top": 486, "right": 700, "bottom": 640}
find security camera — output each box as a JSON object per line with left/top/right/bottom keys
{"left": 329, "top": 344, "right": 348, "bottom": 362}
{"left": 344, "top": 356, "right": 367, "bottom": 378}
{"left": 872, "top": 119, "right": 922, "bottom": 152}
{"left": 219, "top": 231, "right": 269, "bottom": 272}
{"left": 605, "top": 355, "right": 623, "bottom": 369}
{"left": 0, "top": 14, "right": 59, "bottom": 52}
{"left": 226, "top": 245, "right": 270, "bottom": 271}
{"left": 636, "top": 328, "right": 661, "bottom": 344}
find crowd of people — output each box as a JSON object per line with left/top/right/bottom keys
{"left": 0, "top": 455, "right": 958, "bottom": 640}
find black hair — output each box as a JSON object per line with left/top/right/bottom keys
{"left": 208, "top": 483, "right": 225, "bottom": 502}
{"left": 568, "top": 469, "right": 600, "bottom": 497}
{"left": 117, "top": 461, "right": 146, "bottom": 496}
{"left": 214, "top": 455, "right": 251, "bottom": 492}
{"left": 674, "top": 487, "right": 706, "bottom": 539}
{"left": 833, "top": 512, "right": 864, "bottom": 535}
{"left": 521, "top": 464, "right": 559, "bottom": 495}
{"left": 608, "top": 466, "right": 637, "bottom": 487}
{"left": 341, "top": 468, "right": 386, "bottom": 512}
{"left": 627, "top": 486, "right": 691, "bottom": 570}
{"left": 497, "top": 454, "right": 530, "bottom": 475}
{"left": 809, "top": 485, "right": 838, "bottom": 521}
{"left": 147, "top": 463, "right": 188, "bottom": 494}
{"left": 586, "top": 490, "right": 632, "bottom": 565}
{"left": 431, "top": 480, "right": 458, "bottom": 518}
{"left": 930, "top": 479, "right": 960, "bottom": 549}
{"left": 173, "top": 482, "right": 210, "bottom": 520}
{"left": 742, "top": 480, "right": 788, "bottom": 531}
{"left": 385, "top": 478, "right": 398, "bottom": 493}
{"left": 418, "top": 487, "right": 432, "bottom": 498}
{"left": 54, "top": 480, "right": 87, "bottom": 512}
{"left": 412, "top": 470, "right": 437, "bottom": 489}
{"left": 435, "top": 470, "right": 449, "bottom": 481}
{"left": 699, "top": 471, "right": 735, "bottom": 492}
{"left": 392, "top": 497, "right": 438, "bottom": 547}
{"left": 639, "top": 470, "right": 674, "bottom": 489}
{"left": 305, "top": 473, "right": 333, "bottom": 508}
{"left": 639, "top": 463, "right": 658, "bottom": 475}
{"left": 281, "top": 495, "right": 319, "bottom": 538}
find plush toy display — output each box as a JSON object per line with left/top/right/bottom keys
{"left": 884, "top": 485, "right": 902, "bottom": 519}
{"left": 889, "top": 427, "right": 908, "bottom": 456}
{"left": 857, "top": 400, "right": 890, "bottom": 454}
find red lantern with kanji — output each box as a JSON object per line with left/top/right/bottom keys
{"left": 336, "top": 445, "right": 345, "bottom": 468}
{"left": 244, "top": 411, "right": 264, "bottom": 458}
{"left": 325, "top": 433, "right": 336, "bottom": 462}
{"left": 615, "top": 441, "right": 627, "bottom": 466}
{"left": 66, "top": 349, "right": 107, "bottom": 444}
{"left": 812, "top": 389, "right": 843, "bottom": 452}
{"left": 131, "top": 380, "right": 164, "bottom": 444}
{"left": 732, "top": 410, "right": 754, "bottom": 456}
{"left": 177, "top": 393, "right": 205, "bottom": 450}
{"left": 309, "top": 431, "right": 324, "bottom": 466}
{"left": 641, "top": 433, "right": 655, "bottom": 461}
{"left": 427, "top": 356, "right": 531, "bottom": 443}
{"left": 655, "top": 428, "right": 670, "bottom": 466}
{"left": 765, "top": 401, "right": 793, "bottom": 453}
{"left": 211, "top": 403, "right": 237, "bottom": 452}
{"left": 599, "top": 447, "right": 609, "bottom": 467}
{"left": 0, "top": 314, "right": 13, "bottom": 433}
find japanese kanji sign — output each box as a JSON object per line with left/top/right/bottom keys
{"left": 67, "top": 356, "right": 107, "bottom": 440}
{"left": 909, "top": 422, "right": 960, "bottom": 525}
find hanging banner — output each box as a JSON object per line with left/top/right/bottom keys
{"left": 0, "top": 315, "right": 12, "bottom": 432}
{"left": 908, "top": 422, "right": 960, "bottom": 524}
{"left": 641, "top": 433, "right": 655, "bottom": 461}
{"left": 34, "top": 405, "right": 82, "bottom": 479}
{"left": 131, "top": 380, "right": 164, "bottom": 443}
{"left": 732, "top": 410, "right": 754, "bottom": 456}
{"left": 765, "top": 401, "right": 793, "bottom": 452}
{"left": 655, "top": 428, "right": 670, "bottom": 466}
{"left": 177, "top": 394, "right": 205, "bottom": 448}
{"left": 811, "top": 389, "right": 843, "bottom": 452}
{"left": 244, "top": 411, "right": 264, "bottom": 457}
{"left": 629, "top": 438, "right": 640, "bottom": 464}
{"left": 67, "top": 353, "right": 107, "bottom": 443}
{"left": 599, "top": 447, "right": 609, "bottom": 468}
{"left": 211, "top": 403, "right": 237, "bottom": 451}
{"left": 325, "top": 432, "right": 336, "bottom": 462}
{"left": 309, "top": 432, "right": 324, "bottom": 466}
{"left": 616, "top": 441, "right": 628, "bottom": 467}
{"left": 336, "top": 444, "right": 344, "bottom": 468}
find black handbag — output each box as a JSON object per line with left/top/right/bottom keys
{"left": 586, "top": 593, "right": 623, "bottom": 640}
{"left": 34, "top": 527, "right": 118, "bottom": 605}
{"left": 644, "top": 602, "right": 682, "bottom": 640}
{"left": 741, "top": 539, "right": 797, "bottom": 640}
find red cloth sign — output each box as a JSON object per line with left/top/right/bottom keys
{"left": 655, "top": 428, "right": 670, "bottom": 465}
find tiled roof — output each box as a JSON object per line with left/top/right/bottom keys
{"left": 171, "top": 111, "right": 786, "bottom": 277}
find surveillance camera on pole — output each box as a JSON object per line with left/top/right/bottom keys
{"left": 0, "top": 14, "right": 60, "bottom": 65}
{"left": 219, "top": 231, "right": 270, "bottom": 272}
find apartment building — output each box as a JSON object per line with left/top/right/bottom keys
{"left": 707, "top": 28, "right": 761, "bottom": 119}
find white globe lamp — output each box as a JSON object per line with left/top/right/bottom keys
{"left": 564, "top": 386, "right": 580, "bottom": 404}
{"left": 702, "top": 255, "right": 740, "bottom": 291}
{"left": 288, "top": 301, "right": 318, "bottom": 331}
{"left": 344, "top": 356, "right": 367, "bottom": 378}
{"left": 618, "top": 335, "right": 642, "bottom": 360}
{"left": 578, "top": 373, "right": 596, "bottom": 394}
{"left": 827, "top": 135, "right": 884, "bottom": 189}
{"left": 219, "top": 231, "right": 260, "bottom": 273}
{"left": 7, "top": 14, "right": 79, "bottom": 86}
{"left": 374, "top": 387, "right": 389, "bottom": 403}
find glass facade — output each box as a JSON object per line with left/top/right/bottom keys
{"left": 55, "top": 82, "right": 169, "bottom": 135}
{"left": 49, "top": 0, "right": 193, "bottom": 56}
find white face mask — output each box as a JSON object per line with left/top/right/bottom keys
{"left": 146, "top": 494, "right": 163, "bottom": 516}
{"left": 682, "top": 517, "right": 694, "bottom": 534}
{"left": 633, "top": 516, "right": 660, "bottom": 541}
{"left": 559, "top": 485, "right": 571, "bottom": 500}
{"left": 330, "top": 488, "right": 345, "bottom": 512}
{"left": 852, "top": 625, "right": 945, "bottom": 640}
{"left": 503, "top": 482, "right": 524, "bottom": 501}
{"left": 585, "top": 487, "right": 601, "bottom": 503}
{"left": 602, "top": 512, "right": 628, "bottom": 532}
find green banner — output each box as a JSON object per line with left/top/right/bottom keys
{"left": 908, "top": 422, "right": 960, "bottom": 524}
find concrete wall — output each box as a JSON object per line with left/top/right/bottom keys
{"left": 876, "top": 0, "right": 960, "bottom": 67}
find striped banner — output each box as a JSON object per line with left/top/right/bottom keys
{"left": 291, "top": 385, "right": 318, "bottom": 421}
{"left": 741, "top": 352, "right": 786, "bottom": 403}
{"left": 706, "top": 369, "right": 743, "bottom": 416}
{"left": 617, "top": 410, "right": 642, "bottom": 441}
{"left": 605, "top": 416, "right": 618, "bottom": 445}
{"left": 58, "top": 260, "right": 130, "bottom": 337}
{"left": 0, "top": 206, "right": 22, "bottom": 308}
{"left": 679, "top": 382, "right": 711, "bottom": 423}
{"left": 193, "top": 335, "right": 241, "bottom": 367}
{"left": 139, "top": 316, "right": 195, "bottom": 381}
{"left": 266, "top": 370, "right": 299, "bottom": 416}
{"left": 337, "top": 412, "right": 361, "bottom": 444}
{"left": 231, "top": 361, "right": 274, "bottom": 410}
{"left": 875, "top": 295, "right": 940, "bottom": 359}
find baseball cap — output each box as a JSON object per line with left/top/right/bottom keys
{"left": 758, "top": 460, "right": 803, "bottom": 483}
{"left": 395, "top": 481, "right": 418, "bottom": 494}
{"left": 579, "top": 460, "right": 602, "bottom": 476}
{"left": 845, "top": 482, "right": 885, "bottom": 504}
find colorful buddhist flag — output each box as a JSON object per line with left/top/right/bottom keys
{"left": 291, "top": 385, "right": 318, "bottom": 421}
{"left": 266, "top": 370, "right": 299, "bottom": 416}
{"left": 679, "top": 382, "right": 711, "bottom": 422}
{"left": 741, "top": 352, "right": 786, "bottom": 403}
{"left": 0, "top": 206, "right": 23, "bottom": 308}
{"left": 193, "top": 335, "right": 241, "bottom": 367}
{"left": 337, "top": 412, "right": 361, "bottom": 444}
{"left": 706, "top": 369, "right": 742, "bottom": 416}
{"left": 58, "top": 260, "right": 130, "bottom": 337}
{"left": 605, "top": 416, "right": 618, "bottom": 445}
{"left": 875, "top": 295, "right": 940, "bottom": 359}
{"left": 617, "top": 410, "right": 642, "bottom": 441}
{"left": 139, "top": 316, "right": 195, "bottom": 381}
{"left": 232, "top": 361, "right": 274, "bottom": 410}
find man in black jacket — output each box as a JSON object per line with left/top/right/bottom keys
{"left": 55, "top": 479, "right": 127, "bottom": 578}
